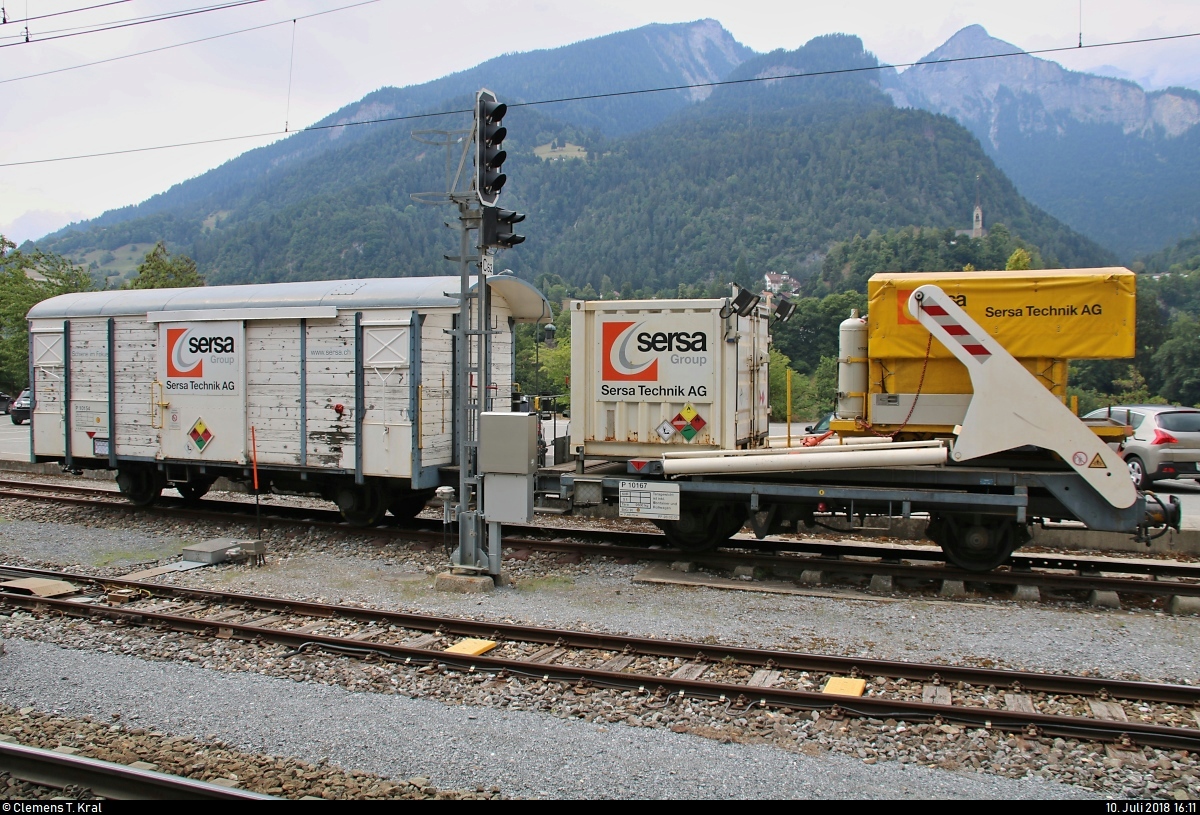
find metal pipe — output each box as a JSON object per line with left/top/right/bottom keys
{"left": 107, "top": 318, "right": 117, "bottom": 468}
{"left": 663, "top": 439, "right": 945, "bottom": 459}
{"left": 661, "top": 445, "right": 948, "bottom": 475}
{"left": 63, "top": 320, "right": 72, "bottom": 469}
{"left": 354, "top": 311, "right": 363, "bottom": 485}
{"left": 786, "top": 369, "right": 792, "bottom": 448}
{"left": 299, "top": 317, "right": 307, "bottom": 468}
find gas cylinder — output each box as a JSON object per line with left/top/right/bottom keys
{"left": 837, "top": 309, "right": 868, "bottom": 419}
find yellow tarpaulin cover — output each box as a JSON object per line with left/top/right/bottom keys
{"left": 867, "top": 269, "right": 1136, "bottom": 360}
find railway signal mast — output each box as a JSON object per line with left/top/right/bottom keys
{"left": 411, "top": 88, "right": 528, "bottom": 580}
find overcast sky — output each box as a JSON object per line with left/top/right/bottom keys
{"left": 2, "top": 0, "right": 1198, "bottom": 245}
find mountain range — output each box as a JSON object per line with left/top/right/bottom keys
{"left": 885, "top": 24, "right": 1200, "bottom": 258}
{"left": 29, "top": 19, "right": 1198, "bottom": 289}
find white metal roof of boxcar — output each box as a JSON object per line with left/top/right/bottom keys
{"left": 27, "top": 275, "right": 551, "bottom": 322}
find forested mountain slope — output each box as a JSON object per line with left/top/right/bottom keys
{"left": 40, "top": 19, "right": 750, "bottom": 244}
{"left": 35, "top": 34, "right": 1112, "bottom": 292}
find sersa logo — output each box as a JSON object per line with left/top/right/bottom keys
{"left": 602, "top": 321, "right": 657, "bottom": 381}
{"left": 601, "top": 321, "right": 710, "bottom": 382}
{"left": 166, "top": 328, "right": 236, "bottom": 378}
{"left": 167, "top": 327, "right": 203, "bottom": 378}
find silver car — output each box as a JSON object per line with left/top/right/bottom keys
{"left": 1083, "top": 405, "right": 1200, "bottom": 489}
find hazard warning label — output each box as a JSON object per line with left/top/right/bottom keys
{"left": 1088, "top": 453, "right": 1106, "bottom": 469}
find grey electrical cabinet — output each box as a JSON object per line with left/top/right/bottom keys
{"left": 479, "top": 412, "right": 539, "bottom": 475}
{"left": 484, "top": 473, "right": 534, "bottom": 524}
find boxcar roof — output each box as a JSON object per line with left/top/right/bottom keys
{"left": 27, "top": 275, "right": 550, "bottom": 323}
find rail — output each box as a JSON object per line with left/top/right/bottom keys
{"left": 0, "top": 740, "right": 276, "bottom": 800}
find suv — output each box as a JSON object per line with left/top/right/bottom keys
{"left": 10, "top": 389, "right": 30, "bottom": 425}
{"left": 0, "top": 392, "right": 10, "bottom": 414}
{"left": 1083, "top": 405, "right": 1200, "bottom": 489}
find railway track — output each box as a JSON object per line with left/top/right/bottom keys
{"left": 3, "top": 477, "right": 1200, "bottom": 606}
{"left": 0, "top": 739, "right": 275, "bottom": 800}
{"left": 1, "top": 563, "right": 1198, "bottom": 751}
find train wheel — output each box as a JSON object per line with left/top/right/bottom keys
{"left": 175, "top": 481, "right": 212, "bottom": 503}
{"left": 654, "top": 501, "right": 746, "bottom": 552}
{"left": 337, "top": 482, "right": 387, "bottom": 527}
{"left": 389, "top": 490, "right": 434, "bottom": 521}
{"left": 116, "top": 466, "right": 162, "bottom": 507}
{"left": 928, "top": 514, "right": 1024, "bottom": 572}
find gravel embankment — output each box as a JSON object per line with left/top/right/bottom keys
{"left": 0, "top": 638, "right": 1094, "bottom": 800}
{"left": 0, "top": 698, "right": 486, "bottom": 799}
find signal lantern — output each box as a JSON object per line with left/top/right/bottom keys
{"left": 476, "top": 89, "right": 508, "bottom": 207}
{"left": 481, "top": 206, "right": 526, "bottom": 249}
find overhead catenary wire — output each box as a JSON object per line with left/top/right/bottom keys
{"left": 0, "top": 0, "right": 267, "bottom": 49}
{"left": 284, "top": 18, "right": 295, "bottom": 132}
{"left": 0, "top": 0, "right": 132, "bottom": 26}
{"left": 0, "top": 0, "right": 380, "bottom": 84}
{"left": 2, "top": 27, "right": 1198, "bottom": 169}
{"left": 0, "top": 0, "right": 274, "bottom": 43}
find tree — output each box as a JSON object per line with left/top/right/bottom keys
{"left": 771, "top": 290, "right": 867, "bottom": 375}
{"left": 1152, "top": 315, "right": 1200, "bottom": 405}
{"left": 768, "top": 347, "right": 799, "bottom": 420}
{"left": 0, "top": 236, "right": 94, "bottom": 392}
{"left": 1005, "top": 248, "right": 1032, "bottom": 271}
{"left": 124, "top": 242, "right": 204, "bottom": 289}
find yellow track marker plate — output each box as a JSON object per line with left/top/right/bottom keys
{"left": 822, "top": 677, "right": 867, "bottom": 697}
{"left": 444, "top": 638, "right": 497, "bottom": 656}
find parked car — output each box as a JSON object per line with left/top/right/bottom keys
{"left": 10, "top": 389, "right": 30, "bottom": 425}
{"left": 0, "top": 392, "right": 10, "bottom": 414}
{"left": 771, "top": 412, "right": 890, "bottom": 447}
{"left": 1083, "top": 404, "right": 1200, "bottom": 489}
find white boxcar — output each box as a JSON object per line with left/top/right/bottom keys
{"left": 569, "top": 297, "right": 769, "bottom": 459}
{"left": 26, "top": 275, "right": 549, "bottom": 524}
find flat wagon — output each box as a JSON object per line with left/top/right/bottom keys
{"left": 25, "top": 275, "right": 549, "bottom": 524}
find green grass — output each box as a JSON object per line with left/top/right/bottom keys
{"left": 90, "top": 537, "right": 193, "bottom": 568}
{"left": 69, "top": 243, "right": 148, "bottom": 285}
{"left": 202, "top": 210, "right": 232, "bottom": 230}
{"left": 516, "top": 575, "right": 575, "bottom": 592}
{"left": 533, "top": 142, "right": 588, "bottom": 161}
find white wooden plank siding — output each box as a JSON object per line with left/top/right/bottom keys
{"left": 112, "top": 320, "right": 158, "bottom": 457}
{"left": 304, "top": 318, "right": 356, "bottom": 469}
{"left": 65, "top": 319, "right": 110, "bottom": 459}
{"left": 245, "top": 322, "right": 302, "bottom": 466}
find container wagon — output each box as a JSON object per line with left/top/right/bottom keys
{"left": 26, "top": 275, "right": 549, "bottom": 525}
{"left": 554, "top": 273, "right": 1180, "bottom": 570}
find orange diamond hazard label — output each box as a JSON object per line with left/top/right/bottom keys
{"left": 188, "top": 418, "right": 214, "bottom": 452}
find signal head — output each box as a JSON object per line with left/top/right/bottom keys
{"left": 476, "top": 89, "right": 509, "bottom": 207}
{"left": 481, "top": 205, "right": 526, "bottom": 249}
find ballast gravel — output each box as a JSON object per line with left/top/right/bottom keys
{"left": 2, "top": 496, "right": 1199, "bottom": 797}
{"left": 0, "top": 638, "right": 1091, "bottom": 800}
{"left": 2, "top": 509, "right": 1197, "bottom": 687}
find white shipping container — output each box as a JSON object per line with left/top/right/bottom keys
{"left": 569, "top": 297, "right": 769, "bottom": 459}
